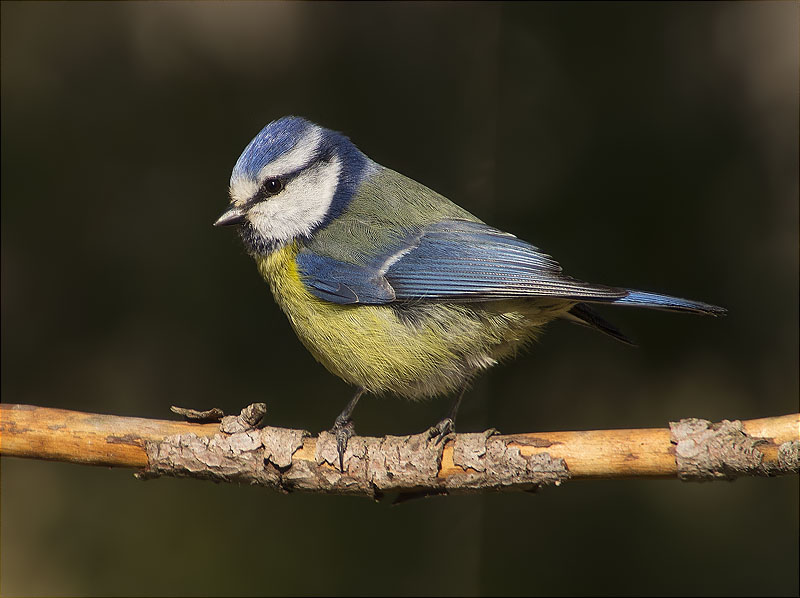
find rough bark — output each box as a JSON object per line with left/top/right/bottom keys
{"left": 1, "top": 404, "right": 797, "bottom": 500}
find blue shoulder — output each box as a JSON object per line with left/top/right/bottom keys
{"left": 296, "top": 251, "right": 395, "bottom": 305}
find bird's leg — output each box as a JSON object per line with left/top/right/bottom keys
{"left": 330, "top": 388, "right": 365, "bottom": 472}
{"left": 429, "top": 386, "right": 467, "bottom": 445}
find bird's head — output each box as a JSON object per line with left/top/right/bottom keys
{"left": 215, "top": 116, "right": 372, "bottom": 254}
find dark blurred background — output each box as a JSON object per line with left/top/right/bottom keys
{"left": 2, "top": 2, "right": 797, "bottom": 596}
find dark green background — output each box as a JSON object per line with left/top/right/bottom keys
{"left": 2, "top": 2, "right": 797, "bottom": 596}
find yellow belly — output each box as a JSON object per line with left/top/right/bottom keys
{"left": 256, "top": 242, "right": 567, "bottom": 399}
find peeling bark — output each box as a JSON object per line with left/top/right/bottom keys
{"left": 669, "top": 418, "right": 800, "bottom": 480}
{"left": 1, "top": 404, "right": 797, "bottom": 499}
{"left": 141, "top": 424, "right": 569, "bottom": 499}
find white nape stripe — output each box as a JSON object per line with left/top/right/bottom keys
{"left": 229, "top": 126, "right": 324, "bottom": 204}
{"left": 246, "top": 155, "right": 342, "bottom": 246}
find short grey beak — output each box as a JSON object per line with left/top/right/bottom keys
{"left": 214, "top": 205, "right": 246, "bottom": 227}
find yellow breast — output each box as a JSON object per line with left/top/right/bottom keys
{"left": 255, "top": 242, "right": 556, "bottom": 399}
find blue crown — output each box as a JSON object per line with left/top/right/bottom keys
{"left": 231, "top": 116, "right": 313, "bottom": 183}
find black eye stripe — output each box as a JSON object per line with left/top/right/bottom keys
{"left": 252, "top": 155, "right": 329, "bottom": 203}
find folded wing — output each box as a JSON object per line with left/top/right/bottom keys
{"left": 297, "top": 219, "right": 627, "bottom": 305}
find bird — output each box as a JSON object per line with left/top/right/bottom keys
{"left": 214, "top": 116, "right": 725, "bottom": 470}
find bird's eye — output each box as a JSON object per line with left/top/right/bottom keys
{"left": 264, "top": 178, "right": 283, "bottom": 194}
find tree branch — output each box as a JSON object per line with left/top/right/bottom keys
{"left": 1, "top": 403, "right": 797, "bottom": 499}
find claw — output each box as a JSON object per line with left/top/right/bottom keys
{"left": 331, "top": 418, "right": 355, "bottom": 472}
{"left": 328, "top": 388, "right": 365, "bottom": 472}
{"left": 429, "top": 417, "right": 456, "bottom": 446}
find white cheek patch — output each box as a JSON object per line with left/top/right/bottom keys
{"left": 246, "top": 156, "right": 342, "bottom": 245}
{"left": 229, "top": 126, "right": 324, "bottom": 204}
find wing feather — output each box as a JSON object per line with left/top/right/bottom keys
{"left": 296, "top": 219, "right": 626, "bottom": 305}
{"left": 383, "top": 220, "right": 625, "bottom": 301}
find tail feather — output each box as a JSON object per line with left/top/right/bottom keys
{"left": 610, "top": 290, "right": 727, "bottom": 316}
{"left": 564, "top": 289, "right": 725, "bottom": 345}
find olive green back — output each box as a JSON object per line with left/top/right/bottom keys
{"left": 304, "top": 166, "right": 481, "bottom": 266}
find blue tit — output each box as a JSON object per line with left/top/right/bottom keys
{"left": 214, "top": 116, "right": 725, "bottom": 469}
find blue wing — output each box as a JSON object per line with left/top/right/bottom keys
{"left": 383, "top": 220, "right": 627, "bottom": 301}
{"left": 294, "top": 255, "right": 396, "bottom": 304}
{"left": 296, "top": 219, "right": 627, "bottom": 305}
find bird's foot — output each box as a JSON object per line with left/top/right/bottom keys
{"left": 330, "top": 416, "right": 355, "bottom": 472}
{"left": 428, "top": 417, "right": 456, "bottom": 446}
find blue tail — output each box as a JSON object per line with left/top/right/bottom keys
{"left": 611, "top": 290, "right": 726, "bottom": 316}
{"left": 563, "top": 290, "right": 725, "bottom": 344}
